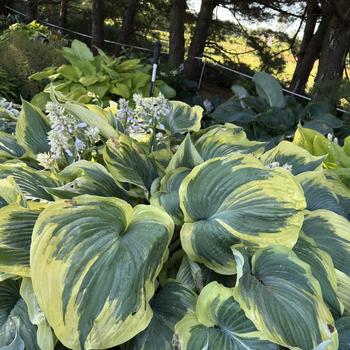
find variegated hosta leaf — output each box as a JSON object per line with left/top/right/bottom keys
{"left": 296, "top": 171, "right": 349, "bottom": 217}
{"left": 20, "top": 278, "right": 55, "bottom": 350}
{"left": 45, "top": 160, "right": 129, "bottom": 201}
{"left": 179, "top": 155, "right": 306, "bottom": 274}
{"left": 336, "top": 317, "right": 350, "bottom": 350}
{"left": 166, "top": 134, "right": 203, "bottom": 172}
{"left": 176, "top": 256, "right": 236, "bottom": 293}
{"left": 124, "top": 281, "right": 197, "bottom": 350}
{"left": 194, "top": 124, "right": 266, "bottom": 161}
{"left": 0, "top": 177, "right": 25, "bottom": 208}
{"left": 293, "top": 233, "right": 343, "bottom": 316}
{"left": 297, "top": 172, "right": 348, "bottom": 219}
{"left": 174, "top": 281, "right": 278, "bottom": 350}
{"left": 232, "top": 247, "right": 338, "bottom": 350}
{"left": 151, "top": 167, "right": 190, "bottom": 225}
{"left": 0, "top": 204, "right": 41, "bottom": 277}
{"left": 15, "top": 100, "right": 50, "bottom": 158}
{"left": 0, "top": 132, "right": 24, "bottom": 160}
{"left": 163, "top": 101, "right": 203, "bottom": 134}
{"left": 260, "top": 141, "right": 325, "bottom": 175}
{"left": 30, "top": 195, "right": 174, "bottom": 349}
{"left": 302, "top": 210, "right": 350, "bottom": 314}
{"left": 0, "top": 279, "right": 39, "bottom": 349}
{"left": 0, "top": 162, "right": 59, "bottom": 201}
{"left": 103, "top": 134, "right": 159, "bottom": 194}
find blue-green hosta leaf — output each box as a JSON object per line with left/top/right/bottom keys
{"left": 163, "top": 101, "right": 203, "bottom": 134}
{"left": 0, "top": 279, "right": 39, "bottom": 349}
{"left": 30, "top": 195, "right": 174, "bottom": 349}
{"left": 179, "top": 155, "right": 306, "bottom": 274}
{"left": 45, "top": 160, "right": 129, "bottom": 201}
{"left": 0, "top": 132, "right": 24, "bottom": 160}
{"left": 0, "top": 177, "right": 25, "bottom": 208}
{"left": 253, "top": 72, "right": 286, "bottom": 108}
{"left": 15, "top": 100, "right": 50, "bottom": 158}
{"left": 20, "top": 278, "right": 55, "bottom": 350}
{"left": 125, "top": 281, "right": 197, "bottom": 350}
{"left": 296, "top": 172, "right": 348, "bottom": 218}
{"left": 210, "top": 98, "right": 258, "bottom": 124}
{"left": 293, "top": 233, "right": 343, "bottom": 316}
{"left": 194, "top": 124, "right": 266, "bottom": 161}
{"left": 166, "top": 134, "right": 203, "bottom": 172}
{"left": 232, "top": 247, "right": 338, "bottom": 350}
{"left": 336, "top": 317, "right": 350, "bottom": 350}
{"left": 0, "top": 162, "right": 59, "bottom": 201}
{"left": 174, "top": 281, "right": 278, "bottom": 350}
{"left": 151, "top": 167, "right": 190, "bottom": 226}
{"left": 0, "top": 204, "right": 41, "bottom": 277}
{"left": 302, "top": 210, "right": 350, "bottom": 315}
{"left": 103, "top": 134, "right": 159, "bottom": 195}
{"left": 261, "top": 141, "right": 325, "bottom": 175}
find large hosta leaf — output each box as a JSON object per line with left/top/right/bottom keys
{"left": 174, "top": 281, "right": 278, "bottom": 350}
{"left": 232, "top": 247, "right": 338, "bottom": 350}
{"left": 302, "top": 210, "right": 350, "bottom": 314}
{"left": 0, "top": 162, "right": 59, "bottom": 201}
{"left": 179, "top": 155, "right": 306, "bottom": 274}
{"left": 163, "top": 101, "right": 203, "bottom": 134}
{"left": 125, "top": 281, "right": 197, "bottom": 350}
{"left": 0, "top": 177, "right": 25, "bottom": 208}
{"left": 293, "top": 233, "right": 343, "bottom": 316}
{"left": 15, "top": 100, "right": 50, "bottom": 158}
{"left": 103, "top": 134, "right": 159, "bottom": 195}
{"left": 194, "top": 124, "right": 265, "bottom": 161}
{"left": 45, "top": 160, "right": 129, "bottom": 201}
{"left": 297, "top": 172, "right": 348, "bottom": 218}
{"left": 261, "top": 141, "right": 325, "bottom": 175}
{"left": 0, "top": 279, "right": 39, "bottom": 349}
{"left": 0, "top": 204, "right": 41, "bottom": 277}
{"left": 30, "top": 195, "right": 174, "bottom": 349}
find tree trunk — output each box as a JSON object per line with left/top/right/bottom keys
{"left": 290, "top": 15, "right": 329, "bottom": 94}
{"left": 59, "top": 0, "right": 69, "bottom": 28}
{"left": 313, "top": 1, "right": 350, "bottom": 101}
{"left": 0, "top": 0, "right": 6, "bottom": 16}
{"left": 117, "top": 0, "right": 139, "bottom": 53}
{"left": 168, "top": 0, "right": 186, "bottom": 67}
{"left": 25, "top": 0, "right": 38, "bottom": 22}
{"left": 297, "top": 0, "right": 320, "bottom": 61}
{"left": 91, "top": 0, "right": 105, "bottom": 50}
{"left": 184, "top": 0, "right": 218, "bottom": 80}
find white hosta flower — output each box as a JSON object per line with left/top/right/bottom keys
{"left": 37, "top": 152, "right": 54, "bottom": 169}
{"left": 0, "top": 97, "right": 21, "bottom": 117}
{"left": 45, "top": 102, "right": 100, "bottom": 161}
{"left": 116, "top": 98, "right": 135, "bottom": 125}
{"left": 327, "top": 133, "right": 339, "bottom": 145}
{"left": 203, "top": 99, "right": 213, "bottom": 113}
{"left": 265, "top": 161, "right": 293, "bottom": 172}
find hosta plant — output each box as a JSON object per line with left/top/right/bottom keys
{"left": 30, "top": 40, "right": 176, "bottom": 110}
{"left": 210, "top": 72, "right": 343, "bottom": 141}
{"left": 0, "top": 92, "right": 350, "bottom": 350}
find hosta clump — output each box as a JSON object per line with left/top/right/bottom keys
{"left": 1, "top": 94, "right": 350, "bottom": 349}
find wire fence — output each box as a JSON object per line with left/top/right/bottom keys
{"left": 4, "top": 4, "right": 350, "bottom": 114}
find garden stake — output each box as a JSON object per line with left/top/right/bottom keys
{"left": 149, "top": 41, "right": 161, "bottom": 97}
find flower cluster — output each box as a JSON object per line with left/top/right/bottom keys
{"left": 265, "top": 161, "right": 293, "bottom": 172}
{"left": 115, "top": 93, "right": 170, "bottom": 145}
{"left": 0, "top": 97, "right": 21, "bottom": 133}
{"left": 37, "top": 102, "right": 100, "bottom": 168}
